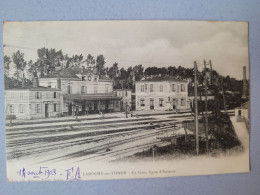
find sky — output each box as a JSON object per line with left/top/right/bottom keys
{"left": 3, "top": 20, "right": 249, "bottom": 79}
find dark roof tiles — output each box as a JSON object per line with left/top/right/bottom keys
{"left": 137, "top": 76, "right": 188, "bottom": 83}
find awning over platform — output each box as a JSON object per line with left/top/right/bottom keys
{"left": 64, "top": 93, "right": 122, "bottom": 101}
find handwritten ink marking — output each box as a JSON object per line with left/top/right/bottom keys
{"left": 22, "top": 168, "right": 26, "bottom": 178}
{"left": 16, "top": 166, "right": 82, "bottom": 180}
{"left": 65, "top": 167, "right": 81, "bottom": 181}
{"left": 74, "top": 167, "right": 81, "bottom": 180}
{"left": 16, "top": 166, "right": 57, "bottom": 180}
{"left": 65, "top": 167, "right": 73, "bottom": 180}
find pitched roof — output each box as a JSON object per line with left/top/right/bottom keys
{"left": 68, "top": 67, "right": 93, "bottom": 75}
{"left": 40, "top": 68, "right": 81, "bottom": 79}
{"left": 99, "top": 75, "right": 112, "bottom": 81}
{"left": 136, "top": 76, "right": 188, "bottom": 83}
{"left": 237, "top": 101, "right": 249, "bottom": 109}
{"left": 40, "top": 68, "right": 112, "bottom": 81}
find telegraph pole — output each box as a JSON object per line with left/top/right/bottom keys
{"left": 221, "top": 77, "right": 227, "bottom": 113}
{"left": 204, "top": 60, "right": 209, "bottom": 152}
{"left": 209, "top": 60, "right": 213, "bottom": 85}
{"left": 194, "top": 61, "right": 199, "bottom": 155}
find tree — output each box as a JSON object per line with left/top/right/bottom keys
{"left": 36, "top": 47, "right": 64, "bottom": 76}
{"left": 168, "top": 66, "right": 177, "bottom": 77}
{"left": 107, "top": 62, "right": 119, "bottom": 79}
{"left": 12, "top": 50, "right": 27, "bottom": 80}
{"left": 144, "top": 67, "right": 158, "bottom": 77}
{"left": 27, "top": 60, "right": 38, "bottom": 78}
{"left": 4, "top": 55, "right": 11, "bottom": 76}
{"left": 158, "top": 67, "right": 168, "bottom": 76}
{"left": 132, "top": 64, "right": 144, "bottom": 81}
{"left": 68, "top": 54, "right": 84, "bottom": 67}
{"left": 96, "top": 54, "right": 106, "bottom": 76}
{"left": 84, "top": 54, "right": 96, "bottom": 68}
{"left": 126, "top": 66, "right": 134, "bottom": 89}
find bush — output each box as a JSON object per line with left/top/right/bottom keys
{"left": 209, "top": 112, "right": 241, "bottom": 151}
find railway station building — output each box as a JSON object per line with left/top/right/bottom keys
{"left": 135, "top": 77, "right": 189, "bottom": 111}
{"left": 39, "top": 67, "right": 122, "bottom": 116}
{"left": 5, "top": 78, "right": 62, "bottom": 120}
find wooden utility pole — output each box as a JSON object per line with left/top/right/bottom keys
{"left": 209, "top": 60, "right": 218, "bottom": 118}
{"left": 194, "top": 61, "right": 199, "bottom": 155}
{"left": 209, "top": 60, "right": 213, "bottom": 85}
{"left": 204, "top": 60, "right": 209, "bottom": 152}
{"left": 221, "top": 77, "right": 227, "bottom": 113}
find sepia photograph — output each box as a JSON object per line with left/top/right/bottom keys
{"left": 3, "top": 20, "right": 250, "bottom": 181}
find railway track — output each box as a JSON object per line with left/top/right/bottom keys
{"left": 6, "top": 114, "right": 202, "bottom": 164}
{"left": 7, "top": 123, "right": 179, "bottom": 163}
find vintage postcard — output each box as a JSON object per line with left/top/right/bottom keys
{"left": 3, "top": 20, "right": 250, "bottom": 181}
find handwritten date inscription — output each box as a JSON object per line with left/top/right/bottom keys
{"left": 16, "top": 166, "right": 81, "bottom": 181}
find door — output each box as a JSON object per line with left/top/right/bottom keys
{"left": 120, "top": 101, "right": 124, "bottom": 112}
{"left": 94, "top": 102, "right": 98, "bottom": 113}
{"left": 173, "top": 98, "right": 177, "bottom": 109}
{"left": 105, "top": 100, "right": 109, "bottom": 112}
{"left": 68, "top": 104, "right": 72, "bottom": 116}
{"left": 150, "top": 98, "right": 154, "bottom": 110}
{"left": 45, "top": 104, "right": 49, "bottom": 118}
{"left": 82, "top": 105, "right": 85, "bottom": 115}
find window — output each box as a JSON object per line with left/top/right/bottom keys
{"left": 94, "top": 76, "right": 98, "bottom": 82}
{"left": 176, "top": 85, "right": 180, "bottom": 92}
{"left": 36, "top": 104, "right": 40, "bottom": 113}
{"left": 159, "top": 85, "right": 163, "bottom": 92}
{"left": 54, "top": 103, "right": 57, "bottom": 112}
{"left": 48, "top": 82, "right": 51, "bottom": 88}
{"left": 67, "top": 86, "right": 71, "bottom": 94}
{"left": 20, "top": 92, "right": 23, "bottom": 99}
{"left": 171, "top": 84, "right": 175, "bottom": 92}
{"left": 53, "top": 92, "right": 57, "bottom": 98}
{"left": 140, "top": 98, "right": 145, "bottom": 106}
{"left": 36, "top": 92, "right": 40, "bottom": 99}
{"left": 19, "top": 104, "right": 24, "bottom": 113}
{"left": 94, "top": 86, "right": 97, "bottom": 93}
{"left": 125, "top": 91, "right": 128, "bottom": 97}
{"left": 81, "top": 86, "right": 85, "bottom": 94}
{"left": 82, "top": 76, "right": 86, "bottom": 81}
{"left": 159, "top": 98, "right": 164, "bottom": 107}
{"left": 181, "top": 84, "right": 185, "bottom": 92}
{"left": 150, "top": 84, "right": 154, "bottom": 92}
{"left": 238, "top": 110, "right": 241, "bottom": 116}
{"left": 145, "top": 84, "right": 148, "bottom": 92}
{"left": 10, "top": 105, "right": 14, "bottom": 113}
{"left": 150, "top": 98, "right": 154, "bottom": 106}
{"left": 181, "top": 98, "right": 186, "bottom": 106}
{"left": 141, "top": 85, "right": 145, "bottom": 92}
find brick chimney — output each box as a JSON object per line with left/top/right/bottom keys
{"left": 22, "top": 73, "right": 26, "bottom": 88}
{"left": 33, "top": 76, "right": 39, "bottom": 88}
{"left": 57, "top": 76, "right": 61, "bottom": 89}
